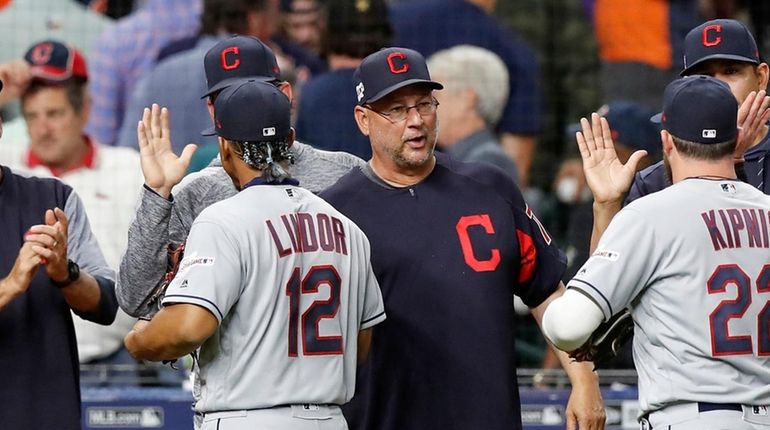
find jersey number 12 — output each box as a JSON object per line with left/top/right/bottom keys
{"left": 708, "top": 264, "right": 770, "bottom": 356}
{"left": 286, "top": 265, "right": 343, "bottom": 357}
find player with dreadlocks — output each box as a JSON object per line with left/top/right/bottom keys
{"left": 125, "top": 79, "right": 385, "bottom": 430}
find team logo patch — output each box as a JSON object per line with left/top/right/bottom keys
{"left": 721, "top": 183, "right": 736, "bottom": 194}
{"left": 356, "top": 82, "right": 365, "bottom": 102}
{"left": 591, "top": 249, "right": 620, "bottom": 261}
{"left": 702, "top": 129, "right": 717, "bottom": 138}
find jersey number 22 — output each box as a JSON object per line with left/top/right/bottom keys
{"left": 708, "top": 264, "right": 770, "bottom": 356}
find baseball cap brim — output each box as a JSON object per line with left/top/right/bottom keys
{"left": 201, "top": 125, "right": 217, "bottom": 136}
{"left": 201, "top": 75, "right": 277, "bottom": 99}
{"left": 363, "top": 79, "right": 443, "bottom": 105}
{"left": 680, "top": 53, "right": 760, "bottom": 76}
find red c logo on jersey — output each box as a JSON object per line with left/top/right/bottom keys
{"left": 386, "top": 52, "right": 410, "bottom": 74}
{"left": 221, "top": 47, "right": 241, "bottom": 70}
{"left": 30, "top": 43, "right": 54, "bottom": 65}
{"left": 703, "top": 24, "right": 722, "bottom": 47}
{"left": 456, "top": 214, "right": 501, "bottom": 272}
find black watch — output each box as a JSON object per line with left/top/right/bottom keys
{"left": 52, "top": 259, "right": 80, "bottom": 289}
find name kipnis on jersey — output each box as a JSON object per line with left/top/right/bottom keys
{"left": 701, "top": 207, "right": 770, "bottom": 251}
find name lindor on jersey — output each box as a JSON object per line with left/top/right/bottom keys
{"left": 701, "top": 207, "right": 770, "bottom": 251}
{"left": 266, "top": 212, "right": 348, "bottom": 257}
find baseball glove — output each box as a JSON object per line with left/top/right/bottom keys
{"left": 568, "top": 308, "right": 634, "bottom": 368}
{"left": 142, "top": 240, "right": 187, "bottom": 317}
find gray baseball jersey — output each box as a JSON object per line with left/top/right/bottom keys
{"left": 568, "top": 178, "right": 770, "bottom": 413}
{"left": 161, "top": 182, "right": 385, "bottom": 413}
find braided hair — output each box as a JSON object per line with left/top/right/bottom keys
{"left": 229, "top": 139, "right": 295, "bottom": 183}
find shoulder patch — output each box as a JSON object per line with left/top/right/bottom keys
{"left": 591, "top": 249, "right": 620, "bottom": 261}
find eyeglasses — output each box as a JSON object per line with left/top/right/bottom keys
{"left": 364, "top": 99, "right": 440, "bottom": 123}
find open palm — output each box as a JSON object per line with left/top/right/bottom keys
{"left": 137, "top": 104, "right": 197, "bottom": 198}
{"left": 576, "top": 113, "right": 648, "bottom": 204}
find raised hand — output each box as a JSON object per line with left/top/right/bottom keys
{"left": 576, "top": 113, "right": 648, "bottom": 205}
{"left": 137, "top": 104, "right": 197, "bottom": 198}
{"left": 735, "top": 90, "right": 770, "bottom": 160}
{"left": 0, "top": 60, "right": 32, "bottom": 107}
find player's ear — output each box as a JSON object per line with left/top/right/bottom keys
{"left": 661, "top": 130, "right": 674, "bottom": 156}
{"left": 756, "top": 63, "right": 769, "bottom": 92}
{"left": 353, "top": 105, "right": 370, "bottom": 137}
{"left": 278, "top": 82, "right": 294, "bottom": 103}
{"left": 218, "top": 136, "right": 230, "bottom": 161}
{"left": 287, "top": 128, "right": 295, "bottom": 148}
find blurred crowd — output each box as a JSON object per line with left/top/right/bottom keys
{"left": 0, "top": 0, "right": 768, "bottom": 381}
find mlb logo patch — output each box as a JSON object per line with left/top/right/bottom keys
{"left": 263, "top": 127, "right": 276, "bottom": 137}
{"left": 356, "top": 82, "right": 365, "bottom": 102}
{"left": 702, "top": 129, "right": 717, "bottom": 138}
{"left": 753, "top": 406, "right": 768, "bottom": 416}
{"left": 721, "top": 183, "right": 736, "bottom": 194}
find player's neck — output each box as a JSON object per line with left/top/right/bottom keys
{"left": 672, "top": 160, "right": 737, "bottom": 183}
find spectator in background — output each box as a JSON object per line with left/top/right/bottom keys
{"left": 294, "top": 0, "right": 391, "bottom": 160}
{"left": 280, "top": 0, "right": 323, "bottom": 56}
{"left": 0, "top": 0, "right": 112, "bottom": 63}
{"left": 427, "top": 45, "right": 518, "bottom": 182}
{"left": 593, "top": 0, "right": 700, "bottom": 109}
{"left": 0, "top": 40, "right": 141, "bottom": 367}
{"left": 389, "top": 0, "right": 540, "bottom": 185}
{"left": 0, "top": 80, "right": 118, "bottom": 429}
{"left": 117, "top": 0, "right": 280, "bottom": 163}
{"left": 86, "top": 0, "right": 202, "bottom": 146}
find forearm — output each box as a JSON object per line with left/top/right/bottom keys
{"left": 554, "top": 347, "right": 600, "bottom": 387}
{"left": 590, "top": 200, "right": 622, "bottom": 253}
{"left": 125, "top": 326, "right": 200, "bottom": 362}
{"left": 117, "top": 186, "right": 174, "bottom": 317}
{"left": 125, "top": 304, "right": 217, "bottom": 361}
{"left": 0, "top": 277, "right": 23, "bottom": 311}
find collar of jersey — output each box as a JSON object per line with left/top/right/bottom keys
{"left": 241, "top": 176, "right": 299, "bottom": 190}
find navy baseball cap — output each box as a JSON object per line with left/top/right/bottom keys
{"left": 202, "top": 79, "right": 291, "bottom": 142}
{"left": 24, "top": 40, "right": 88, "bottom": 83}
{"left": 202, "top": 35, "right": 281, "bottom": 98}
{"left": 681, "top": 19, "right": 760, "bottom": 76}
{"left": 651, "top": 75, "right": 737, "bottom": 144}
{"left": 354, "top": 47, "right": 443, "bottom": 106}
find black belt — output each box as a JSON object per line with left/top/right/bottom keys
{"left": 697, "top": 402, "right": 742, "bottom": 412}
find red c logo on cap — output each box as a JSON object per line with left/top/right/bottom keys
{"left": 702, "top": 24, "right": 722, "bottom": 47}
{"left": 386, "top": 52, "right": 409, "bottom": 74}
{"left": 221, "top": 47, "right": 241, "bottom": 71}
{"left": 31, "top": 43, "right": 54, "bottom": 65}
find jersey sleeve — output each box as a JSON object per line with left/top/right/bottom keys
{"left": 566, "top": 208, "right": 659, "bottom": 320}
{"left": 359, "top": 237, "right": 386, "bottom": 330}
{"left": 161, "top": 219, "right": 242, "bottom": 324}
{"left": 511, "top": 199, "right": 567, "bottom": 308}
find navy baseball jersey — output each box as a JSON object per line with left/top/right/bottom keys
{"left": 320, "top": 153, "right": 566, "bottom": 430}
{"left": 627, "top": 130, "right": 770, "bottom": 204}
